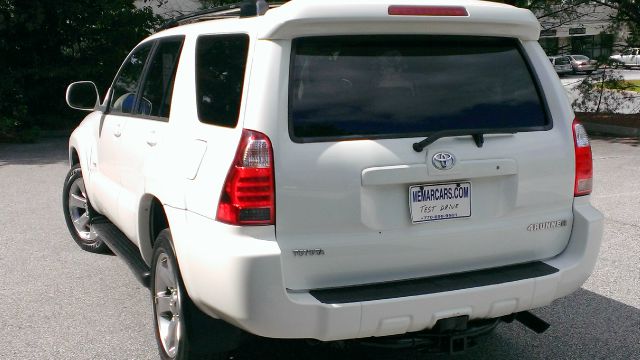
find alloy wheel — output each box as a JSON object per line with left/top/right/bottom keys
{"left": 67, "top": 177, "right": 97, "bottom": 241}
{"left": 154, "top": 252, "right": 183, "bottom": 358}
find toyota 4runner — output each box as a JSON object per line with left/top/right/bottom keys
{"left": 63, "top": 0, "right": 604, "bottom": 358}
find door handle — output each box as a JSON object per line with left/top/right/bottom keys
{"left": 146, "top": 131, "right": 157, "bottom": 147}
{"left": 114, "top": 124, "right": 122, "bottom": 137}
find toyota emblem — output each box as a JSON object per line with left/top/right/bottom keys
{"left": 432, "top": 152, "right": 456, "bottom": 170}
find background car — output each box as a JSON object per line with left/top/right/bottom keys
{"left": 609, "top": 48, "right": 640, "bottom": 68}
{"left": 565, "top": 54, "right": 597, "bottom": 74}
{"left": 549, "top": 56, "right": 573, "bottom": 76}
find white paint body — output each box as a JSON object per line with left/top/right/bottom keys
{"left": 68, "top": 0, "right": 603, "bottom": 341}
{"left": 610, "top": 48, "right": 640, "bottom": 67}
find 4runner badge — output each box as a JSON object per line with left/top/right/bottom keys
{"left": 527, "top": 220, "right": 567, "bottom": 232}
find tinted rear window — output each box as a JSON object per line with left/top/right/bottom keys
{"left": 289, "top": 36, "right": 549, "bottom": 142}
{"left": 196, "top": 34, "right": 249, "bottom": 128}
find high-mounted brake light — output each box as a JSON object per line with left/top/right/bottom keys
{"left": 388, "top": 5, "right": 468, "bottom": 16}
{"left": 573, "top": 118, "right": 593, "bottom": 196}
{"left": 216, "top": 129, "right": 275, "bottom": 225}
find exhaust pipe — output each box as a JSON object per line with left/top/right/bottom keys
{"left": 503, "top": 311, "right": 550, "bottom": 334}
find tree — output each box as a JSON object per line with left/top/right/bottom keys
{"left": 492, "top": 0, "right": 640, "bottom": 114}
{"left": 496, "top": 0, "right": 639, "bottom": 48}
{"left": 0, "top": 0, "right": 161, "bottom": 141}
{"left": 199, "top": 0, "right": 245, "bottom": 7}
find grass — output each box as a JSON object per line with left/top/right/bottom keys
{"left": 601, "top": 79, "right": 640, "bottom": 92}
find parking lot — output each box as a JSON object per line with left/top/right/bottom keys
{"left": 0, "top": 136, "right": 638, "bottom": 359}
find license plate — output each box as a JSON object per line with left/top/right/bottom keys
{"left": 409, "top": 182, "right": 471, "bottom": 223}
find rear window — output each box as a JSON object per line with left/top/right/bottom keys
{"left": 289, "top": 36, "right": 549, "bottom": 142}
{"left": 555, "top": 57, "right": 570, "bottom": 65}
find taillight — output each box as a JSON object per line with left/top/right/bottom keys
{"left": 216, "top": 129, "right": 275, "bottom": 225}
{"left": 580, "top": 61, "right": 587, "bottom": 65}
{"left": 573, "top": 118, "right": 593, "bottom": 196}
{"left": 388, "top": 5, "right": 468, "bottom": 16}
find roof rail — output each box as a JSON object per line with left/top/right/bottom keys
{"left": 158, "top": 0, "right": 285, "bottom": 31}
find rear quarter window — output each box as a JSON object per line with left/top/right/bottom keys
{"left": 289, "top": 36, "right": 550, "bottom": 142}
{"left": 195, "top": 34, "right": 249, "bottom": 128}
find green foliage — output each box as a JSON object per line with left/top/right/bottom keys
{"left": 572, "top": 69, "right": 629, "bottom": 113}
{"left": 601, "top": 79, "right": 640, "bottom": 92}
{"left": 0, "top": 103, "right": 40, "bottom": 143}
{"left": 0, "top": 0, "right": 161, "bottom": 142}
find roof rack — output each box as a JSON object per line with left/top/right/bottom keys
{"left": 158, "top": 0, "right": 286, "bottom": 30}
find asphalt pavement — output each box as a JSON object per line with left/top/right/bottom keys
{"left": 0, "top": 137, "right": 638, "bottom": 360}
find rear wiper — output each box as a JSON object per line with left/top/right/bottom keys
{"left": 412, "top": 129, "right": 517, "bottom": 152}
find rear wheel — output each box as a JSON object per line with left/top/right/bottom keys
{"left": 62, "top": 164, "right": 109, "bottom": 253}
{"left": 151, "top": 229, "right": 242, "bottom": 360}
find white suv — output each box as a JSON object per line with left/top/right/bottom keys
{"left": 63, "top": 0, "right": 604, "bottom": 358}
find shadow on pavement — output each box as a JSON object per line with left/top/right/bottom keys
{"left": 0, "top": 137, "right": 68, "bottom": 166}
{"left": 225, "top": 289, "right": 639, "bottom": 359}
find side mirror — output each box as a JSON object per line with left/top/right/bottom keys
{"left": 66, "top": 81, "right": 100, "bottom": 111}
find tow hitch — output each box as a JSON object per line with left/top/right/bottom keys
{"left": 355, "top": 316, "right": 499, "bottom": 355}
{"left": 354, "top": 312, "right": 549, "bottom": 355}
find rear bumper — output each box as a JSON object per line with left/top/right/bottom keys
{"left": 171, "top": 198, "right": 603, "bottom": 341}
{"left": 574, "top": 64, "right": 596, "bottom": 72}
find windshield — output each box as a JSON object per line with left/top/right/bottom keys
{"left": 289, "top": 36, "right": 549, "bottom": 142}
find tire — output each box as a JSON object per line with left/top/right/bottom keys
{"left": 611, "top": 61, "right": 619, "bottom": 69}
{"left": 151, "top": 229, "right": 243, "bottom": 360}
{"left": 62, "top": 164, "right": 110, "bottom": 253}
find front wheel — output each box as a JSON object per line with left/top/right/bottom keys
{"left": 151, "top": 230, "right": 242, "bottom": 360}
{"left": 62, "top": 164, "right": 109, "bottom": 253}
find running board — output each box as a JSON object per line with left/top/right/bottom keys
{"left": 92, "top": 218, "right": 151, "bottom": 288}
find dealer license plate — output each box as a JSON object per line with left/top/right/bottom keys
{"left": 409, "top": 182, "right": 471, "bottom": 223}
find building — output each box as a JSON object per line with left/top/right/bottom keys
{"left": 536, "top": 4, "right": 624, "bottom": 59}
{"left": 135, "top": 0, "right": 200, "bottom": 18}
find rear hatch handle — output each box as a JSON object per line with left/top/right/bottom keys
{"left": 412, "top": 129, "right": 518, "bottom": 152}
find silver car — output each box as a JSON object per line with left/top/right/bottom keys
{"left": 549, "top": 56, "right": 572, "bottom": 76}
{"left": 565, "top": 54, "right": 597, "bottom": 74}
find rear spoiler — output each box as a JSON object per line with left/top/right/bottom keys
{"left": 258, "top": 0, "right": 540, "bottom": 41}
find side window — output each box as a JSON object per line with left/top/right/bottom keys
{"left": 109, "top": 42, "right": 153, "bottom": 114}
{"left": 623, "top": 49, "right": 632, "bottom": 56}
{"left": 137, "top": 36, "right": 185, "bottom": 119}
{"left": 195, "top": 34, "right": 250, "bottom": 128}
